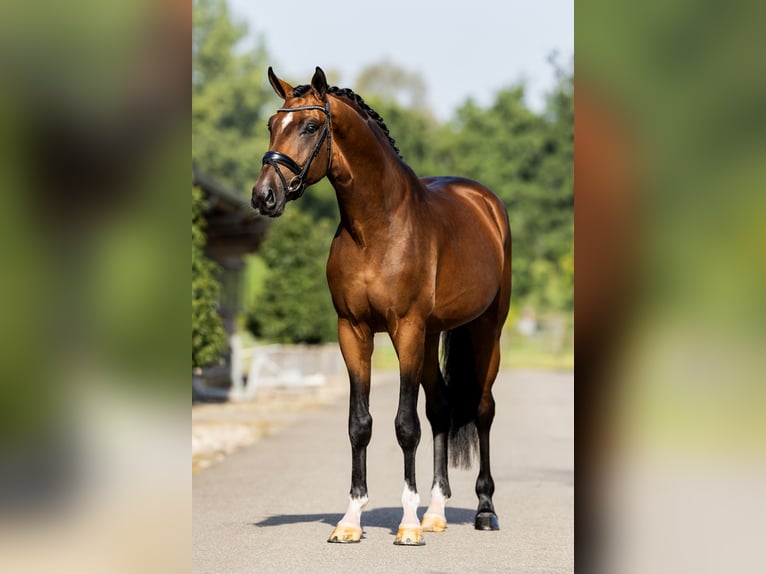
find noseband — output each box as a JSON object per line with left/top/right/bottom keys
{"left": 262, "top": 100, "right": 331, "bottom": 200}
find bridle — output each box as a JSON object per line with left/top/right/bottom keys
{"left": 261, "top": 99, "right": 332, "bottom": 200}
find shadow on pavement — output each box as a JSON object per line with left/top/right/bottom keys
{"left": 251, "top": 507, "right": 477, "bottom": 534}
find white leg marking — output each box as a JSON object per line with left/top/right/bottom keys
{"left": 425, "top": 484, "right": 449, "bottom": 520}
{"left": 400, "top": 484, "right": 421, "bottom": 528}
{"left": 337, "top": 494, "right": 368, "bottom": 528}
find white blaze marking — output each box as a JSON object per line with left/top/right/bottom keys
{"left": 280, "top": 114, "right": 294, "bottom": 130}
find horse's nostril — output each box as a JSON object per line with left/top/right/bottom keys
{"left": 264, "top": 188, "right": 276, "bottom": 208}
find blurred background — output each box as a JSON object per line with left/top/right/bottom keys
{"left": 577, "top": 1, "right": 766, "bottom": 572}
{"left": 2, "top": 0, "right": 764, "bottom": 571}
{"left": 2, "top": 0, "right": 573, "bottom": 570}
{"left": 0, "top": 0, "right": 190, "bottom": 572}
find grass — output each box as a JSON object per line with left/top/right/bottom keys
{"left": 501, "top": 331, "right": 574, "bottom": 370}
{"left": 370, "top": 328, "right": 573, "bottom": 372}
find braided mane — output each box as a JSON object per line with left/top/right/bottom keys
{"left": 292, "top": 84, "right": 402, "bottom": 159}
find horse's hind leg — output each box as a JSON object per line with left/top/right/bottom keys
{"left": 421, "top": 332, "right": 451, "bottom": 532}
{"left": 467, "top": 317, "right": 503, "bottom": 530}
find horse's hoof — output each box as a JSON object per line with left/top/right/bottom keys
{"left": 421, "top": 513, "right": 447, "bottom": 532}
{"left": 474, "top": 512, "right": 500, "bottom": 531}
{"left": 393, "top": 525, "right": 425, "bottom": 546}
{"left": 327, "top": 523, "right": 363, "bottom": 543}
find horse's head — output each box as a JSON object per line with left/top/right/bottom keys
{"left": 252, "top": 67, "right": 332, "bottom": 217}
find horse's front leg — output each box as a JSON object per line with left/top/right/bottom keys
{"left": 391, "top": 320, "right": 426, "bottom": 546}
{"left": 328, "top": 319, "right": 373, "bottom": 543}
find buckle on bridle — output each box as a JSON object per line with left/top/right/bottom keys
{"left": 286, "top": 175, "right": 304, "bottom": 195}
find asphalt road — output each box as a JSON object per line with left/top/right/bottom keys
{"left": 193, "top": 369, "right": 573, "bottom": 573}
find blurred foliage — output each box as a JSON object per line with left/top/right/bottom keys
{"left": 355, "top": 60, "right": 429, "bottom": 109}
{"left": 192, "top": 187, "right": 227, "bottom": 368}
{"left": 248, "top": 209, "right": 337, "bottom": 344}
{"left": 576, "top": 4, "right": 766, "bottom": 574}
{"left": 0, "top": 2, "right": 190, "bottom": 566}
{"left": 576, "top": 0, "right": 766, "bottom": 429}
{"left": 443, "top": 73, "right": 574, "bottom": 304}
{"left": 192, "top": 0, "right": 276, "bottom": 194}
{"left": 578, "top": 0, "right": 766, "bottom": 329}
{"left": 1, "top": 0, "right": 191, "bottom": 389}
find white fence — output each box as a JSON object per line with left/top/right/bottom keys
{"left": 229, "top": 337, "right": 346, "bottom": 401}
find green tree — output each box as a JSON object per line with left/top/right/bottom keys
{"left": 192, "top": 187, "right": 227, "bottom": 368}
{"left": 436, "top": 68, "right": 574, "bottom": 309}
{"left": 355, "top": 60, "right": 428, "bottom": 109}
{"left": 365, "top": 98, "right": 443, "bottom": 176}
{"left": 249, "top": 209, "right": 337, "bottom": 344}
{"left": 560, "top": 235, "right": 574, "bottom": 311}
{"left": 353, "top": 62, "right": 443, "bottom": 177}
{"left": 536, "top": 68, "right": 574, "bottom": 312}
{"left": 192, "top": 0, "right": 274, "bottom": 194}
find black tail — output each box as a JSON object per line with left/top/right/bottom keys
{"left": 441, "top": 325, "right": 480, "bottom": 469}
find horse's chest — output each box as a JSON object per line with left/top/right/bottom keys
{"left": 327, "top": 249, "right": 427, "bottom": 323}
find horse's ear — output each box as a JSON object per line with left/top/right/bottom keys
{"left": 268, "top": 66, "right": 293, "bottom": 99}
{"left": 311, "top": 66, "right": 328, "bottom": 99}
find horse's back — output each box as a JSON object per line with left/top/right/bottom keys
{"left": 421, "top": 176, "right": 510, "bottom": 252}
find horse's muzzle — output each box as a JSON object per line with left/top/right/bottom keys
{"left": 251, "top": 184, "right": 283, "bottom": 217}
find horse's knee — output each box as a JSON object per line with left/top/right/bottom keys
{"left": 349, "top": 411, "right": 372, "bottom": 448}
{"left": 395, "top": 411, "right": 421, "bottom": 451}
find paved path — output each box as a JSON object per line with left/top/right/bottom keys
{"left": 193, "top": 370, "right": 573, "bottom": 573}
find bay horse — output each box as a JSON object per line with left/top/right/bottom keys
{"left": 252, "top": 67, "right": 511, "bottom": 545}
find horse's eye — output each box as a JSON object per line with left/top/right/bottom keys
{"left": 304, "top": 123, "right": 318, "bottom": 135}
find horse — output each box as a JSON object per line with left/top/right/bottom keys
{"left": 252, "top": 67, "right": 512, "bottom": 546}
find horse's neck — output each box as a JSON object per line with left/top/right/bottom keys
{"left": 327, "top": 104, "right": 421, "bottom": 245}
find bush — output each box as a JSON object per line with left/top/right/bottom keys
{"left": 192, "top": 187, "right": 228, "bottom": 368}
{"left": 249, "top": 209, "right": 337, "bottom": 344}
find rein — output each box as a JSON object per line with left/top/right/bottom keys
{"left": 261, "top": 100, "right": 331, "bottom": 200}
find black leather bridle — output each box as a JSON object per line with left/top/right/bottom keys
{"left": 261, "top": 100, "right": 331, "bottom": 200}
